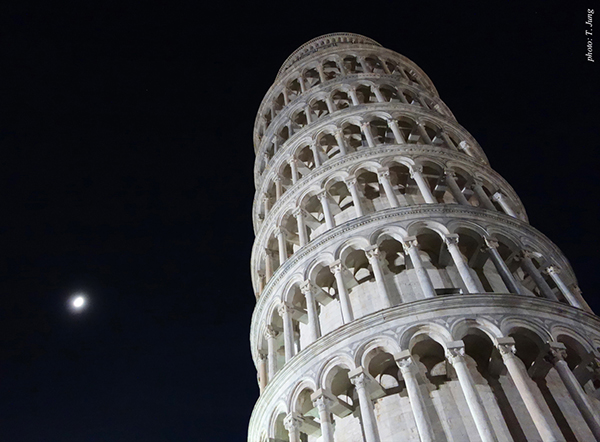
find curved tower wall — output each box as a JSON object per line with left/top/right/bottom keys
{"left": 248, "top": 33, "right": 600, "bottom": 442}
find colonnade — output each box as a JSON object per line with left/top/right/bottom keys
{"left": 260, "top": 51, "right": 430, "bottom": 134}
{"left": 261, "top": 174, "right": 521, "bottom": 280}
{"left": 259, "top": 239, "right": 587, "bottom": 388}
{"left": 259, "top": 113, "right": 478, "bottom": 175}
{"left": 274, "top": 338, "right": 600, "bottom": 442}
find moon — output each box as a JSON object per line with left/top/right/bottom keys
{"left": 69, "top": 294, "right": 87, "bottom": 312}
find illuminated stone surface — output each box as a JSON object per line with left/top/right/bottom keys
{"left": 248, "top": 33, "right": 600, "bottom": 442}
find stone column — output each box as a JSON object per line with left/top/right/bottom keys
{"left": 257, "top": 270, "right": 265, "bottom": 293}
{"left": 377, "top": 168, "right": 399, "bottom": 208}
{"left": 284, "top": 412, "right": 303, "bottom": 442}
{"left": 492, "top": 192, "right": 517, "bottom": 218}
{"left": 545, "top": 266, "right": 584, "bottom": 309}
{"left": 278, "top": 303, "right": 296, "bottom": 362}
{"left": 289, "top": 158, "right": 299, "bottom": 184}
{"left": 520, "top": 251, "right": 558, "bottom": 301}
{"left": 265, "top": 249, "right": 274, "bottom": 280}
{"left": 349, "top": 369, "right": 381, "bottom": 442}
{"left": 365, "top": 246, "right": 392, "bottom": 309}
{"left": 312, "top": 392, "right": 335, "bottom": 442}
{"left": 304, "top": 105, "right": 313, "bottom": 124}
{"left": 325, "top": 96, "right": 335, "bottom": 114}
{"left": 361, "top": 122, "right": 376, "bottom": 147}
{"left": 330, "top": 260, "right": 354, "bottom": 323}
{"left": 309, "top": 142, "right": 322, "bottom": 167}
{"left": 416, "top": 122, "right": 432, "bottom": 144}
{"left": 496, "top": 338, "right": 562, "bottom": 442}
{"left": 316, "top": 64, "right": 327, "bottom": 83}
{"left": 275, "top": 227, "right": 287, "bottom": 265}
{"left": 410, "top": 165, "right": 436, "bottom": 204}
{"left": 293, "top": 208, "right": 308, "bottom": 247}
{"left": 274, "top": 176, "right": 283, "bottom": 200}
{"left": 298, "top": 76, "right": 306, "bottom": 93}
{"left": 387, "top": 118, "right": 405, "bottom": 144}
{"left": 317, "top": 190, "right": 336, "bottom": 230}
{"left": 265, "top": 326, "right": 278, "bottom": 380}
{"left": 402, "top": 236, "right": 436, "bottom": 299}
{"left": 545, "top": 342, "right": 600, "bottom": 440}
{"left": 345, "top": 177, "right": 364, "bottom": 217}
{"left": 445, "top": 169, "right": 470, "bottom": 205}
{"left": 445, "top": 235, "right": 479, "bottom": 293}
{"left": 349, "top": 87, "right": 360, "bottom": 106}
{"left": 334, "top": 129, "right": 348, "bottom": 155}
{"left": 258, "top": 353, "right": 268, "bottom": 392}
{"left": 473, "top": 180, "right": 496, "bottom": 211}
{"left": 300, "top": 281, "right": 321, "bottom": 343}
{"left": 358, "top": 56, "right": 370, "bottom": 73}
{"left": 483, "top": 238, "right": 522, "bottom": 295}
{"left": 571, "top": 285, "right": 593, "bottom": 313}
{"left": 395, "top": 350, "right": 435, "bottom": 442}
{"left": 446, "top": 342, "right": 498, "bottom": 442}
{"left": 282, "top": 88, "right": 289, "bottom": 106}
{"left": 262, "top": 193, "right": 271, "bottom": 217}
{"left": 373, "top": 86, "right": 386, "bottom": 103}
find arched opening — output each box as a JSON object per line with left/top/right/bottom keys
{"left": 342, "top": 122, "right": 364, "bottom": 150}
{"left": 369, "top": 118, "right": 394, "bottom": 145}
{"left": 355, "top": 84, "right": 375, "bottom": 104}
{"left": 331, "top": 90, "right": 351, "bottom": 110}
{"left": 364, "top": 55, "right": 386, "bottom": 74}
{"left": 300, "top": 193, "right": 327, "bottom": 241}
{"left": 310, "top": 263, "right": 342, "bottom": 335}
{"left": 355, "top": 169, "right": 384, "bottom": 213}
{"left": 343, "top": 55, "right": 363, "bottom": 74}
{"left": 322, "top": 59, "right": 341, "bottom": 80}
{"left": 326, "top": 178, "right": 354, "bottom": 225}
{"left": 379, "top": 85, "right": 401, "bottom": 102}
{"left": 310, "top": 99, "right": 329, "bottom": 119}
{"left": 303, "top": 67, "right": 321, "bottom": 89}
{"left": 318, "top": 132, "right": 342, "bottom": 160}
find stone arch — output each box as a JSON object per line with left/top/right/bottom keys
{"left": 318, "top": 353, "right": 357, "bottom": 390}
{"left": 288, "top": 378, "right": 318, "bottom": 414}
{"left": 355, "top": 336, "right": 402, "bottom": 369}
{"left": 451, "top": 317, "right": 503, "bottom": 344}
{"left": 399, "top": 323, "right": 453, "bottom": 352}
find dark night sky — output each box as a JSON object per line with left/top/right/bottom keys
{"left": 0, "top": 1, "right": 598, "bottom": 440}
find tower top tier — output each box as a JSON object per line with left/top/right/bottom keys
{"left": 276, "top": 32, "right": 382, "bottom": 79}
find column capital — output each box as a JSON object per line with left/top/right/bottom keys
{"left": 348, "top": 367, "right": 371, "bottom": 389}
{"left": 401, "top": 235, "right": 419, "bottom": 252}
{"left": 521, "top": 249, "right": 538, "bottom": 260}
{"left": 544, "top": 342, "right": 568, "bottom": 364}
{"left": 288, "top": 157, "right": 298, "bottom": 166}
{"left": 311, "top": 389, "right": 335, "bottom": 411}
{"left": 264, "top": 248, "right": 274, "bottom": 257}
{"left": 258, "top": 352, "right": 268, "bottom": 361}
{"left": 272, "top": 174, "right": 282, "bottom": 182}
{"left": 274, "top": 226, "right": 287, "bottom": 238}
{"left": 445, "top": 340, "right": 466, "bottom": 364}
{"left": 344, "top": 176, "right": 358, "bottom": 187}
{"left": 409, "top": 164, "right": 423, "bottom": 176}
{"left": 334, "top": 128, "right": 344, "bottom": 136}
{"left": 545, "top": 265, "right": 560, "bottom": 276}
{"left": 444, "top": 234, "right": 460, "bottom": 246}
{"left": 483, "top": 237, "right": 499, "bottom": 250}
{"left": 492, "top": 191, "right": 504, "bottom": 202}
{"left": 394, "top": 349, "right": 414, "bottom": 370}
{"left": 376, "top": 167, "right": 390, "bottom": 179}
{"left": 360, "top": 121, "right": 370, "bottom": 129}
{"left": 330, "top": 259, "right": 345, "bottom": 275}
{"left": 265, "top": 325, "right": 279, "bottom": 339}
{"left": 300, "top": 280, "right": 316, "bottom": 296}
{"left": 278, "top": 302, "right": 295, "bottom": 317}
{"left": 445, "top": 167, "right": 457, "bottom": 178}
{"left": 364, "top": 245, "right": 381, "bottom": 260}
{"left": 292, "top": 207, "right": 306, "bottom": 218}
{"left": 284, "top": 412, "right": 304, "bottom": 432}
{"left": 316, "top": 189, "right": 329, "bottom": 201}
{"left": 496, "top": 337, "right": 517, "bottom": 357}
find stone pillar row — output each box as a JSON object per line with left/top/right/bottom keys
{"left": 261, "top": 166, "right": 519, "bottom": 223}
{"left": 276, "top": 340, "right": 600, "bottom": 442}
{"left": 263, "top": 234, "right": 583, "bottom": 306}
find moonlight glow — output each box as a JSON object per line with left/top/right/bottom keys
{"left": 69, "top": 294, "right": 87, "bottom": 312}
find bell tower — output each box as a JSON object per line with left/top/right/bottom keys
{"left": 249, "top": 33, "right": 600, "bottom": 442}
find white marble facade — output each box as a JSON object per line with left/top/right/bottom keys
{"left": 248, "top": 33, "right": 600, "bottom": 442}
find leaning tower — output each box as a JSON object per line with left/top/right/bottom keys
{"left": 248, "top": 33, "right": 600, "bottom": 442}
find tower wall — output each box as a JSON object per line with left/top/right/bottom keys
{"left": 249, "top": 33, "right": 600, "bottom": 442}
